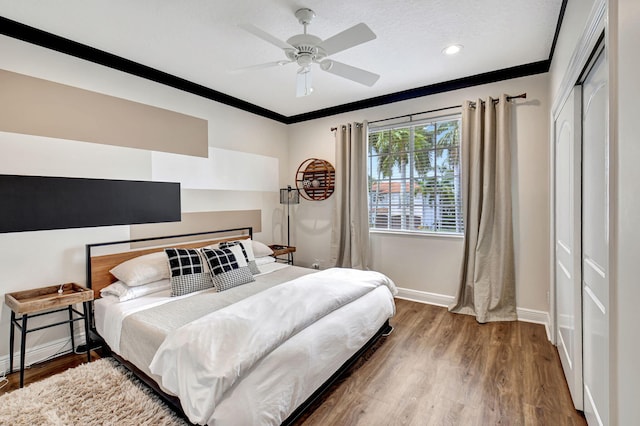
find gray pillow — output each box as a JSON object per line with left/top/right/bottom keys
{"left": 201, "top": 247, "right": 255, "bottom": 291}
{"left": 164, "top": 248, "right": 213, "bottom": 297}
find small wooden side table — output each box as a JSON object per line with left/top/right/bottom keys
{"left": 269, "top": 245, "right": 296, "bottom": 265}
{"left": 5, "top": 283, "right": 93, "bottom": 387}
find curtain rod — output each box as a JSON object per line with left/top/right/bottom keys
{"left": 330, "top": 122, "right": 363, "bottom": 132}
{"left": 330, "top": 93, "right": 527, "bottom": 130}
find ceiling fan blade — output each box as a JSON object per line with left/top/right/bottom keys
{"left": 230, "top": 60, "right": 292, "bottom": 74}
{"left": 238, "top": 23, "right": 292, "bottom": 50}
{"left": 296, "top": 68, "right": 313, "bottom": 97}
{"left": 320, "top": 60, "right": 379, "bottom": 87}
{"left": 318, "top": 23, "right": 376, "bottom": 56}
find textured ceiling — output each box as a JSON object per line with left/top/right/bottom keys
{"left": 0, "top": 0, "right": 563, "bottom": 118}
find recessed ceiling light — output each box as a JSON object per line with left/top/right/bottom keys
{"left": 442, "top": 44, "right": 463, "bottom": 56}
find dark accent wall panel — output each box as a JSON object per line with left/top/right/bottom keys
{"left": 0, "top": 175, "right": 181, "bottom": 233}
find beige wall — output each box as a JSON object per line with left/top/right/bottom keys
{"left": 287, "top": 73, "right": 551, "bottom": 315}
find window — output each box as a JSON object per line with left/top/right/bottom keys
{"left": 367, "top": 115, "right": 463, "bottom": 234}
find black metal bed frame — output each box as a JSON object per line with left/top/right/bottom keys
{"left": 86, "top": 227, "right": 254, "bottom": 289}
{"left": 85, "top": 226, "right": 393, "bottom": 425}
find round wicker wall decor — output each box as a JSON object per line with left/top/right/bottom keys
{"left": 295, "top": 158, "right": 335, "bottom": 201}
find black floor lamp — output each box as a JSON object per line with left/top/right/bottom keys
{"left": 280, "top": 185, "right": 300, "bottom": 247}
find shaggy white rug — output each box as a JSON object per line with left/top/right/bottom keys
{"left": 0, "top": 358, "right": 188, "bottom": 425}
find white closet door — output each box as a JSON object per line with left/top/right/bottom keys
{"left": 581, "top": 50, "right": 609, "bottom": 426}
{"left": 554, "top": 86, "right": 583, "bottom": 410}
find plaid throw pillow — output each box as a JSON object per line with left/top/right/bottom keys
{"left": 219, "top": 240, "right": 261, "bottom": 274}
{"left": 201, "top": 247, "right": 255, "bottom": 292}
{"left": 164, "top": 248, "right": 213, "bottom": 296}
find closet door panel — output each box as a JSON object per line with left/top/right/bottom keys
{"left": 582, "top": 50, "right": 609, "bottom": 426}
{"left": 554, "top": 86, "right": 583, "bottom": 410}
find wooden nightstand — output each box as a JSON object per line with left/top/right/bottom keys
{"left": 268, "top": 245, "right": 296, "bottom": 265}
{"left": 4, "top": 283, "right": 93, "bottom": 387}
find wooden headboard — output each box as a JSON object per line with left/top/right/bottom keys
{"left": 86, "top": 227, "right": 253, "bottom": 299}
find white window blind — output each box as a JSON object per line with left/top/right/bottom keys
{"left": 367, "top": 114, "right": 463, "bottom": 234}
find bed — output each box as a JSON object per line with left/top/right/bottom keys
{"left": 86, "top": 227, "right": 397, "bottom": 425}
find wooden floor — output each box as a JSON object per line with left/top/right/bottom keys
{"left": 1, "top": 299, "right": 586, "bottom": 426}
{"left": 296, "top": 299, "right": 586, "bottom": 426}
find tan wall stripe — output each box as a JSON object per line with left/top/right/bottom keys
{"left": 0, "top": 69, "right": 208, "bottom": 157}
{"left": 129, "top": 210, "right": 262, "bottom": 248}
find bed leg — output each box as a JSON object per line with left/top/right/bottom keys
{"left": 382, "top": 324, "right": 394, "bottom": 337}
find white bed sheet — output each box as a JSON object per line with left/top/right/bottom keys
{"left": 94, "top": 263, "right": 396, "bottom": 425}
{"left": 94, "top": 262, "right": 289, "bottom": 353}
{"left": 208, "top": 286, "right": 394, "bottom": 425}
{"left": 150, "top": 268, "right": 397, "bottom": 424}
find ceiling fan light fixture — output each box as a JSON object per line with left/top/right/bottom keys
{"left": 297, "top": 53, "right": 313, "bottom": 67}
{"left": 320, "top": 60, "right": 333, "bottom": 71}
{"left": 442, "top": 44, "right": 463, "bottom": 56}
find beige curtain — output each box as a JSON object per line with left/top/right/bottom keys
{"left": 449, "top": 95, "right": 517, "bottom": 323}
{"left": 329, "top": 122, "right": 370, "bottom": 269}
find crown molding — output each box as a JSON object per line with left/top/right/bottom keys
{"left": 1, "top": 13, "right": 560, "bottom": 125}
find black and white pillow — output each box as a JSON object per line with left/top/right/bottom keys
{"left": 164, "top": 248, "right": 213, "bottom": 297}
{"left": 219, "top": 240, "right": 261, "bottom": 275}
{"left": 200, "top": 246, "right": 255, "bottom": 292}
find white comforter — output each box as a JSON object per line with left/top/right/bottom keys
{"left": 149, "top": 267, "right": 397, "bottom": 424}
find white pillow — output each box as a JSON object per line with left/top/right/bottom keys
{"left": 238, "top": 239, "right": 256, "bottom": 262}
{"left": 226, "top": 244, "right": 249, "bottom": 267}
{"left": 109, "top": 251, "right": 170, "bottom": 287}
{"left": 255, "top": 256, "right": 276, "bottom": 266}
{"left": 100, "top": 279, "right": 170, "bottom": 302}
{"left": 251, "top": 240, "right": 274, "bottom": 258}
{"left": 219, "top": 239, "right": 261, "bottom": 274}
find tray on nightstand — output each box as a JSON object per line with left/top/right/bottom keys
{"left": 5, "top": 282, "right": 94, "bottom": 387}
{"left": 268, "top": 245, "right": 296, "bottom": 264}
{"left": 5, "top": 283, "right": 93, "bottom": 314}
{"left": 269, "top": 245, "right": 296, "bottom": 256}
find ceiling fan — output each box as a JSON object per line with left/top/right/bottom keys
{"left": 237, "top": 8, "right": 380, "bottom": 97}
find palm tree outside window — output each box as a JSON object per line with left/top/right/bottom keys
{"left": 367, "top": 115, "right": 463, "bottom": 234}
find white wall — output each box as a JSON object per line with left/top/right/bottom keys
{"left": 287, "top": 73, "right": 551, "bottom": 314}
{"left": 612, "top": 0, "right": 640, "bottom": 423}
{"left": 0, "top": 35, "right": 288, "bottom": 363}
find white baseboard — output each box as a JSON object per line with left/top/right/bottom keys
{"left": 516, "top": 307, "right": 552, "bottom": 340}
{"left": 0, "top": 331, "right": 86, "bottom": 375}
{"left": 395, "top": 287, "right": 551, "bottom": 340}
{"left": 395, "top": 288, "right": 454, "bottom": 307}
